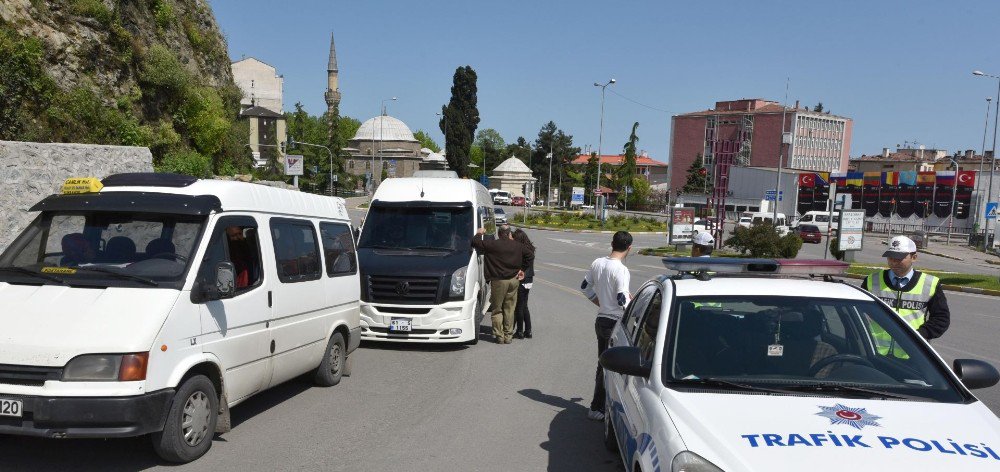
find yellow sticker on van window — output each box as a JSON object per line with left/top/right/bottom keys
{"left": 41, "top": 267, "right": 77, "bottom": 274}
{"left": 62, "top": 177, "right": 103, "bottom": 194}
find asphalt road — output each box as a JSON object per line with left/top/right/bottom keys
{"left": 2, "top": 212, "right": 997, "bottom": 471}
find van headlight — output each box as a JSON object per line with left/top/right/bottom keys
{"left": 672, "top": 451, "right": 724, "bottom": 472}
{"left": 63, "top": 352, "right": 148, "bottom": 381}
{"left": 450, "top": 265, "right": 468, "bottom": 298}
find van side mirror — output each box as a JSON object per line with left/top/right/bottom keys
{"left": 214, "top": 262, "right": 236, "bottom": 299}
{"left": 600, "top": 346, "right": 651, "bottom": 378}
{"left": 953, "top": 359, "right": 1000, "bottom": 390}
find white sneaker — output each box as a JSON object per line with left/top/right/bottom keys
{"left": 587, "top": 409, "right": 605, "bottom": 421}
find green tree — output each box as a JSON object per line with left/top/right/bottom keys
{"left": 413, "top": 130, "right": 441, "bottom": 153}
{"left": 439, "top": 65, "right": 480, "bottom": 177}
{"left": 681, "top": 153, "right": 713, "bottom": 194}
{"left": 617, "top": 122, "right": 639, "bottom": 189}
{"left": 469, "top": 144, "right": 485, "bottom": 180}
{"left": 530, "top": 121, "right": 580, "bottom": 202}
{"left": 504, "top": 136, "right": 531, "bottom": 165}
{"left": 475, "top": 128, "right": 505, "bottom": 177}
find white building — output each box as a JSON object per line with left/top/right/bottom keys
{"left": 231, "top": 57, "right": 284, "bottom": 113}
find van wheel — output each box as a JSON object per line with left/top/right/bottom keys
{"left": 313, "top": 332, "right": 346, "bottom": 386}
{"left": 464, "top": 296, "right": 483, "bottom": 345}
{"left": 604, "top": 409, "right": 618, "bottom": 452}
{"left": 152, "top": 375, "right": 218, "bottom": 463}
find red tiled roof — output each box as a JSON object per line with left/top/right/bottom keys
{"left": 570, "top": 154, "right": 667, "bottom": 167}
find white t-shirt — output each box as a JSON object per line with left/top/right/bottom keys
{"left": 581, "top": 256, "right": 631, "bottom": 320}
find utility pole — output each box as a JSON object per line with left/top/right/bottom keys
{"left": 773, "top": 78, "right": 790, "bottom": 224}
{"left": 547, "top": 141, "right": 554, "bottom": 208}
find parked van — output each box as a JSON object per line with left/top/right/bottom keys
{"left": 750, "top": 212, "right": 790, "bottom": 235}
{"left": 793, "top": 210, "right": 839, "bottom": 233}
{"left": 493, "top": 190, "right": 512, "bottom": 205}
{"left": 357, "top": 177, "right": 492, "bottom": 344}
{"left": 0, "top": 173, "right": 361, "bottom": 463}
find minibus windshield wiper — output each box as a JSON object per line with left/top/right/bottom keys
{"left": 410, "top": 245, "right": 454, "bottom": 251}
{"left": 362, "top": 245, "right": 412, "bottom": 250}
{"left": 0, "top": 266, "right": 65, "bottom": 284}
{"left": 781, "top": 383, "right": 915, "bottom": 400}
{"left": 73, "top": 266, "right": 159, "bottom": 286}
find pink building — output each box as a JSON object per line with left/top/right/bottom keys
{"left": 668, "top": 98, "right": 853, "bottom": 194}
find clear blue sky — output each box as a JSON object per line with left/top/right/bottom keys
{"left": 210, "top": 0, "right": 1000, "bottom": 165}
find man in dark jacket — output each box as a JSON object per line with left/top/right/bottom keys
{"left": 472, "top": 226, "right": 534, "bottom": 344}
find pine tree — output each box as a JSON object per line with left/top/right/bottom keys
{"left": 681, "top": 154, "right": 713, "bottom": 194}
{"left": 439, "top": 66, "right": 480, "bottom": 178}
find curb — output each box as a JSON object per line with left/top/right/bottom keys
{"left": 842, "top": 273, "right": 1000, "bottom": 297}
{"left": 917, "top": 249, "right": 963, "bottom": 261}
{"left": 509, "top": 223, "right": 666, "bottom": 235}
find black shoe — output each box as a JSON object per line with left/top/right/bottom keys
{"left": 513, "top": 332, "right": 524, "bottom": 339}
{"left": 494, "top": 337, "right": 503, "bottom": 344}
{"left": 524, "top": 332, "right": 533, "bottom": 339}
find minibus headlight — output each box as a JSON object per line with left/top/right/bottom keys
{"left": 63, "top": 352, "right": 149, "bottom": 381}
{"left": 450, "top": 266, "right": 468, "bottom": 297}
{"left": 671, "top": 451, "right": 724, "bottom": 472}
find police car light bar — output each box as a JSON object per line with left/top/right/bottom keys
{"left": 662, "top": 257, "right": 849, "bottom": 276}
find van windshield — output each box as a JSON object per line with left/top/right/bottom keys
{"left": 359, "top": 204, "right": 473, "bottom": 251}
{"left": 0, "top": 211, "right": 204, "bottom": 288}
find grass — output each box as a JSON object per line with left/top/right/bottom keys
{"left": 517, "top": 210, "right": 666, "bottom": 233}
{"left": 847, "top": 264, "right": 1000, "bottom": 291}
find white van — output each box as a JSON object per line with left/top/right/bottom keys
{"left": 493, "top": 190, "right": 512, "bottom": 205}
{"left": 793, "top": 210, "right": 839, "bottom": 233}
{"left": 357, "top": 177, "right": 492, "bottom": 344}
{"left": 750, "top": 212, "right": 790, "bottom": 235}
{"left": 0, "top": 173, "right": 361, "bottom": 463}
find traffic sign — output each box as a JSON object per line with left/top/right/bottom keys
{"left": 764, "top": 189, "right": 784, "bottom": 201}
{"left": 987, "top": 202, "right": 998, "bottom": 220}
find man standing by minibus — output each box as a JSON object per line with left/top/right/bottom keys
{"left": 472, "top": 226, "right": 533, "bottom": 344}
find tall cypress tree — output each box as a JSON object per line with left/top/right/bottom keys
{"left": 439, "top": 66, "right": 480, "bottom": 178}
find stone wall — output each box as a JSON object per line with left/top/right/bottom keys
{"left": 0, "top": 141, "right": 153, "bottom": 252}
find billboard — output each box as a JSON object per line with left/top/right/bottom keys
{"left": 669, "top": 207, "right": 696, "bottom": 245}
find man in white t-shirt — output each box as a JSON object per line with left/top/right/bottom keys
{"left": 580, "top": 231, "right": 632, "bottom": 421}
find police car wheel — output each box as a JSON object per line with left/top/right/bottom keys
{"left": 313, "top": 332, "right": 346, "bottom": 386}
{"left": 152, "top": 375, "right": 218, "bottom": 463}
{"left": 603, "top": 409, "right": 618, "bottom": 452}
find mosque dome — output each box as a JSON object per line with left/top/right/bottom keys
{"left": 352, "top": 115, "right": 417, "bottom": 142}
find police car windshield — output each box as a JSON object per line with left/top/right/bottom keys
{"left": 0, "top": 211, "right": 203, "bottom": 288}
{"left": 359, "top": 205, "right": 473, "bottom": 252}
{"left": 667, "top": 296, "right": 965, "bottom": 403}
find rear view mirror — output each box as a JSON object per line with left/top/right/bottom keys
{"left": 215, "top": 262, "right": 235, "bottom": 299}
{"left": 953, "top": 359, "right": 1000, "bottom": 390}
{"left": 600, "top": 346, "right": 651, "bottom": 378}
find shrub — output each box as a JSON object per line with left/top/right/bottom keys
{"left": 778, "top": 233, "right": 804, "bottom": 258}
{"left": 71, "top": 0, "right": 113, "bottom": 25}
{"left": 540, "top": 211, "right": 552, "bottom": 224}
{"left": 157, "top": 149, "right": 212, "bottom": 177}
{"left": 559, "top": 212, "right": 572, "bottom": 224}
{"left": 829, "top": 238, "right": 846, "bottom": 261}
{"left": 154, "top": 0, "right": 174, "bottom": 29}
{"left": 725, "top": 224, "right": 781, "bottom": 258}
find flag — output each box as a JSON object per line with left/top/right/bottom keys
{"left": 864, "top": 172, "right": 881, "bottom": 186}
{"left": 815, "top": 172, "right": 830, "bottom": 187}
{"left": 846, "top": 172, "right": 863, "bottom": 187}
{"left": 798, "top": 173, "right": 815, "bottom": 187}
{"left": 957, "top": 170, "right": 976, "bottom": 188}
{"left": 898, "top": 171, "right": 917, "bottom": 187}
{"left": 917, "top": 171, "right": 936, "bottom": 185}
{"left": 936, "top": 171, "right": 956, "bottom": 187}
{"left": 882, "top": 172, "right": 899, "bottom": 186}
{"left": 830, "top": 172, "right": 847, "bottom": 186}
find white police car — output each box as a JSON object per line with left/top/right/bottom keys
{"left": 601, "top": 258, "right": 1000, "bottom": 472}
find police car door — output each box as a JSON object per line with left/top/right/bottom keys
{"left": 607, "top": 284, "right": 657, "bottom": 466}
{"left": 621, "top": 286, "right": 666, "bottom": 472}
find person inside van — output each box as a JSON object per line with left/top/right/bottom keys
{"left": 226, "top": 226, "right": 254, "bottom": 289}
{"left": 61, "top": 233, "right": 96, "bottom": 266}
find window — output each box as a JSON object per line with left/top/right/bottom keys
{"left": 320, "top": 222, "right": 357, "bottom": 276}
{"left": 270, "top": 219, "right": 321, "bottom": 283}
{"left": 623, "top": 285, "right": 658, "bottom": 342}
{"left": 636, "top": 291, "right": 662, "bottom": 365}
{"left": 197, "top": 216, "right": 263, "bottom": 293}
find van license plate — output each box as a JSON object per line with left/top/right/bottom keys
{"left": 389, "top": 318, "right": 412, "bottom": 332}
{"left": 0, "top": 399, "right": 22, "bottom": 418}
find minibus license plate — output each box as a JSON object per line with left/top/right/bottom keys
{"left": 389, "top": 318, "right": 412, "bottom": 332}
{"left": 0, "top": 399, "right": 22, "bottom": 418}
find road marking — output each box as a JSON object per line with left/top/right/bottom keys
{"left": 534, "top": 277, "right": 585, "bottom": 297}
{"left": 540, "top": 262, "right": 587, "bottom": 272}
{"left": 933, "top": 343, "right": 1000, "bottom": 365}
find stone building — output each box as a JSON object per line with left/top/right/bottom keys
{"left": 342, "top": 114, "right": 424, "bottom": 186}
{"left": 489, "top": 156, "right": 536, "bottom": 196}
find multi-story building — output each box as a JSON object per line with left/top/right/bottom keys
{"left": 569, "top": 152, "right": 669, "bottom": 186}
{"left": 231, "top": 57, "right": 284, "bottom": 114}
{"left": 669, "top": 98, "right": 853, "bottom": 195}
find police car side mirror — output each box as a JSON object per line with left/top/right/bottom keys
{"left": 953, "top": 359, "right": 1000, "bottom": 390}
{"left": 600, "top": 346, "right": 651, "bottom": 378}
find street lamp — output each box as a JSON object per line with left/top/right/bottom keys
{"left": 594, "top": 78, "right": 615, "bottom": 216}
{"left": 974, "top": 70, "right": 1000, "bottom": 246}
{"left": 546, "top": 146, "right": 553, "bottom": 208}
{"left": 977, "top": 96, "right": 992, "bottom": 237}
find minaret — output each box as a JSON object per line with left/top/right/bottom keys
{"left": 324, "top": 32, "right": 341, "bottom": 119}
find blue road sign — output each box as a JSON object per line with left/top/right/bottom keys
{"left": 764, "top": 190, "right": 784, "bottom": 201}
{"left": 987, "top": 202, "right": 998, "bottom": 220}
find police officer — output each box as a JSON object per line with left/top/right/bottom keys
{"left": 691, "top": 232, "right": 714, "bottom": 257}
{"left": 862, "top": 235, "right": 950, "bottom": 348}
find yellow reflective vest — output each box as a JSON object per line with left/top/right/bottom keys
{"left": 863, "top": 269, "right": 940, "bottom": 357}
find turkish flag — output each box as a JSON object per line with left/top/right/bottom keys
{"left": 798, "top": 173, "right": 815, "bottom": 188}
{"left": 957, "top": 171, "right": 976, "bottom": 188}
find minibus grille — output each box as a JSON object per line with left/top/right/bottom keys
{"left": 0, "top": 364, "right": 62, "bottom": 386}
{"left": 368, "top": 275, "right": 441, "bottom": 304}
